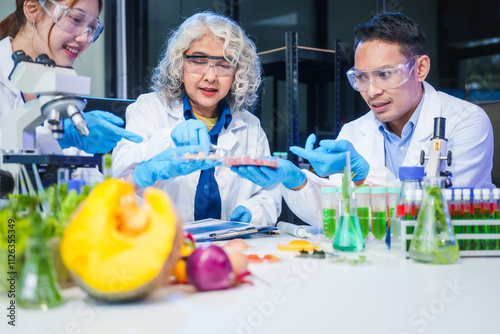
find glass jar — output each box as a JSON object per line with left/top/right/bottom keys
{"left": 333, "top": 198, "right": 365, "bottom": 252}
{"left": 17, "top": 214, "right": 63, "bottom": 309}
{"left": 409, "top": 177, "right": 460, "bottom": 264}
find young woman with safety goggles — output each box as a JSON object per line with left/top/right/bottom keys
{"left": 0, "top": 0, "right": 141, "bottom": 156}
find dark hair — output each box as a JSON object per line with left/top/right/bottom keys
{"left": 0, "top": 0, "right": 103, "bottom": 40}
{"left": 354, "top": 12, "right": 427, "bottom": 58}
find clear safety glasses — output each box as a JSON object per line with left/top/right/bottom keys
{"left": 38, "top": 0, "right": 104, "bottom": 43}
{"left": 183, "top": 55, "right": 236, "bottom": 77}
{"left": 346, "top": 55, "right": 420, "bottom": 92}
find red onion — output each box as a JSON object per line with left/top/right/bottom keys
{"left": 185, "top": 244, "right": 234, "bottom": 291}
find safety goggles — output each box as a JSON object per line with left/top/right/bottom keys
{"left": 183, "top": 55, "right": 236, "bottom": 77}
{"left": 38, "top": 0, "right": 104, "bottom": 43}
{"left": 346, "top": 55, "right": 420, "bottom": 92}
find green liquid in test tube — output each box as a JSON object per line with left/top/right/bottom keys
{"left": 388, "top": 186, "right": 400, "bottom": 226}
{"left": 322, "top": 208, "right": 336, "bottom": 239}
{"left": 443, "top": 189, "right": 457, "bottom": 234}
{"left": 372, "top": 211, "right": 387, "bottom": 239}
{"left": 321, "top": 186, "right": 337, "bottom": 239}
{"left": 462, "top": 189, "right": 472, "bottom": 250}
{"left": 482, "top": 189, "right": 492, "bottom": 250}
{"left": 354, "top": 186, "right": 370, "bottom": 239}
{"left": 371, "top": 186, "right": 387, "bottom": 240}
{"left": 473, "top": 189, "right": 483, "bottom": 250}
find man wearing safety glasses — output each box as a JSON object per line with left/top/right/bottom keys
{"left": 0, "top": 0, "right": 142, "bottom": 161}
{"left": 292, "top": 12, "right": 494, "bottom": 189}
{"left": 233, "top": 12, "right": 494, "bottom": 226}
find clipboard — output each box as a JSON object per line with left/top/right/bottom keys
{"left": 184, "top": 219, "right": 277, "bottom": 241}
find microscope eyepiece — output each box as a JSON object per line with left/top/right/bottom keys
{"left": 11, "top": 50, "right": 33, "bottom": 66}
{"left": 433, "top": 117, "right": 446, "bottom": 140}
{"left": 36, "top": 54, "right": 56, "bottom": 66}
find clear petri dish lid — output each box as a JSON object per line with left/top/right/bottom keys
{"left": 174, "top": 146, "right": 229, "bottom": 161}
{"left": 224, "top": 156, "right": 279, "bottom": 169}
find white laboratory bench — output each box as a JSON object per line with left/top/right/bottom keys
{"left": 2, "top": 234, "right": 499, "bottom": 334}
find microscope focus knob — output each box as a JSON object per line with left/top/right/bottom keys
{"left": 0, "top": 169, "right": 14, "bottom": 199}
{"left": 420, "top": 150, "right": 425, "bottom": 165}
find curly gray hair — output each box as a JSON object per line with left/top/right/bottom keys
{"left": 151, "top": 11, "right": 261, "bottom": 112}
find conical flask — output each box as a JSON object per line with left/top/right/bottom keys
{"left": 332, "top": 198, "right": 365, "bottom": 252}
{"left": 409, "top": 177, "right": 460, "bottom": 264}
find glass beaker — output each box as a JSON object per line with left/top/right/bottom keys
{"left": 333, "top": 198, "right": 365, "bottom": 252}
{"left": 409, "top": 177, "right": 460, "bottom": 264}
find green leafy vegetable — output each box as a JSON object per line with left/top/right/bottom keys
{"left": 331, "top": 255, "right": 369, "bottom": 265}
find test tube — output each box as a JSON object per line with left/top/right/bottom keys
{"left": 386, "top": 186, "right": 400, "bottom": 248}
{"left": 473, "top": 189, "right": 483, "bottom": 219}
{"left": 453, "top": 188, "right": 463, "bottom": 249}
{"left": 404, "top": 189, "right": 415, "bottom": 220}
{"left": 371, "top": 186, "right": 387, "bottom": 240}
{"left": 492, "top": 189, "right": 500, "bottom": 219}
{"left": 354, "top": 186, "right": 370, "bottom": 239}
{"left": 414, "top": 189, "right": 423, "bottom": 220}
{"left": 444, "top": 188, "right": 453, "bottom": 218}
{"left": 462, "top": 188, "right": 472, "bottom": 250}
{"left": 387, "top": 187, "right": 400, "bottom": 221}
{"left": 443, "top": 189, "right": 455, "bottom": 234}
{"left": 472, "top": 189, "right": 482, "bottom": 250}
{"left": 321, "top": 186, "right": 337, "bottom": 240}
{"left": 482, "top": 189, "right": 492, "bottom": 250}
{"left": 453, "top": 188, "right": 463, "bottom": 220}
{"left": 493, "top": 189, "right": 500, "bottom": 250}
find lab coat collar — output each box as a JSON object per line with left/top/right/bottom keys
{"left": 217, "top": 110, "right": 248, "bottom": 153}
{"left": 353, "top": 81, "right": 440, "bottom": 168}
{"left": 412, "top": 81, "right": 441, "bottom": 143}
{"left": 402, "top": 81, "right": 442, "bottom": 166}
{"left": 0, "top": 37, "right": 20, "bottom": 98}
{"left": 356, "top": 113, "right": 386, "bottom": 168}
{"left": 165, "top": 94, "right": 247, "bottom": 153}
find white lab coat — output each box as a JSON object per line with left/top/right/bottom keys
{"left": 112, "top": 92, "right": 282, "bottom": 226}
{"left": 283, "top": 81, "right": 495, "bottom": 225}
{"left": 0, "top": 37, "right": 101, "bottom": 181}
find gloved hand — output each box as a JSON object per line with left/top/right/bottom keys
{"left": 290, "top": 134, "right": 369, "bottom": 182}
{"left": 132, "top": 146, "right": 221, "bottom": 188}
{"left": 229, "top": 205, "right": 252, "bottom": 223}
{"left": 58, "top": 110, "right": 143, "bottom": 154}
{"left": 230, "top": 158, "right": 307, "bottom": 189}
{"left": 171, "top": 119, "right": 211, "bottom": 149}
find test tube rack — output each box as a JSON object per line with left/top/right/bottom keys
{"left": 394, "top": 220, "right": 500, "bottom": 259}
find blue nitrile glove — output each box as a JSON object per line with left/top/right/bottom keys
{"left": 171, "top": 119, "right": 211, "bottom": 149}
{"left": 132, "top": 146, "right": 221, "bottom": 188}
{"left": 230, "top": 158, "right": 307, "bottom": 189}
{"left": 290, "top": 134, "right": 369, "bottom": 182}
{"left": 229, "top": 205, "right": 252, "bottom": 223}
{"left": 58, "top": 110, "right": 143, "bottom": 154}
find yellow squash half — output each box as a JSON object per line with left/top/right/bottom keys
{"left": 60, "top": 179, "right": 183, "bottom": 302}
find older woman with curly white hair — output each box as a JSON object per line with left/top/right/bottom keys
{"left": 112, "top": 11, "right": 281, "bottom": 226}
